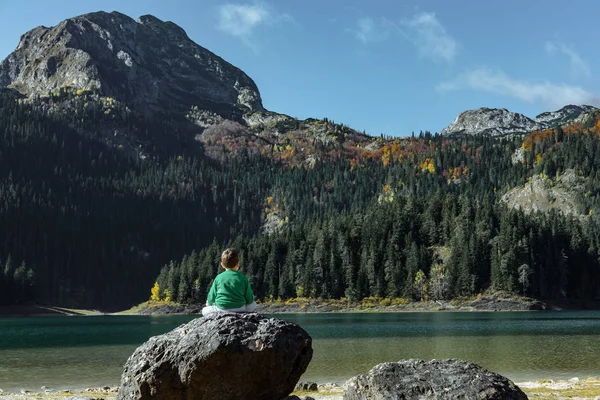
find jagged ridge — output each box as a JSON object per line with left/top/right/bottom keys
{"left": 441, "top": 105, "right": 598, "bottom": 136}
{"left": 0, "top": 11, "right": 263, "bottom": 117}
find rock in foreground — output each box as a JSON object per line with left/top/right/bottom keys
{"left": 116, "top": 313, "right": 312, "bottom": 400}
{"left": 344, "top": 359, "right": 527, "bottom": 400}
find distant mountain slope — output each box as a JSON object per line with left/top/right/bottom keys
{"left": 534, "top": 105, "right": 597, "bottom": 126}
{"left": 0, "top": 11, "right": 262, "bottom": 117}
{"left": 441, "top": 105, "right": 598, "bottom": 136}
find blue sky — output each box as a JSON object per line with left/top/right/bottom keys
{"left": 1, "top": 0, "right": 600, "bottom": 137}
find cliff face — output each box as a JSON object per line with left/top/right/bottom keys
{"left": 501, "top": 169, "right": 587, "bottom": 217}
{"left": 0, "top": 11, "right": 263, "bottom": 117}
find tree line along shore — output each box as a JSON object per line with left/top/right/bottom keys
{"left": 3, "top": 290, "right": 599, "bottom": 317}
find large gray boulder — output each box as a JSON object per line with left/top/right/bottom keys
{"left": 116, "top": 313, "right": 312, "bottom": 400}
{"left": 344, "top": 359, "right": 528, "bottom": 400}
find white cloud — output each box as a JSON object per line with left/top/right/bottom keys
{"left": 216, "top": 3, "right": 292, "bottom": 50}
{"left": 356, "top": 17, "right": 375, "bottom": 44}
{"left": 437, "top": 67, "right": 599, "bottom": 109}
{"left": 354, "top": 17, "right": 395, "bottom": 44}
{"left": 545, "top": 41, "right": 591, "bottom": 78}
{"left": 401, "top": 12, "right": 457, "bottom": 63}
{"left": 352, "top": 12, "right": 457, "bottom": 63}
{"left": 217, "top": 4, "right": 269, "bottom": 37}
{"left": 354, "top": 17, "right": 400, "bottom": 44}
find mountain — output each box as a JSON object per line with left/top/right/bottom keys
{"left": 440, "top": 108, "right": 541, "bottom": 136}
{"left": 0, "top": 11, "right": 262, "bottom": 118}
{"left": 0, "top": 11, "right": 376, "bottom": 161}
{"left": 1, "top": 11, "right": 600, "bottom": 310}
{"left": 534, "top": 104, "right": 597, "bottom": 127}
{"left": 440, "top": 105, "right": 598, "bottom": 136}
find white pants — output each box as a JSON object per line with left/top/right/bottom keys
{"left": 202, "top": 301, "right": 258, "bottom": 317}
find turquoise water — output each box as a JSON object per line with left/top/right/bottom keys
{"left": 0, "top": 311, "right": 599, "bottom": 391}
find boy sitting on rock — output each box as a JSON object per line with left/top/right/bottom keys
{"left": 202, "top": 248, "right": 258, "bottom": 317}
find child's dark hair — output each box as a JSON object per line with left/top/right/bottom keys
{"left": 221, "top": 248, "right": 239, "bottom": 269}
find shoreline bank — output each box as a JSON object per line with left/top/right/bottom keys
{"left": 118, "top": 293, "right": 600, "bottom": 315}
{"left": 0, "top": 305, "right": 105, "bottom": 317}
{"left": 2, "top": 293, "right": 599, "bottom": 317}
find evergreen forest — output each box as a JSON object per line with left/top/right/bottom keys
{"left": 1, "top": 88, "right": 600, "bottom": 309}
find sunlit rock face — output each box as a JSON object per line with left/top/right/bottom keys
{"left": 441, "top": 105, "right": 597, "bottom": 136}
{"left": 0, "top": 11, "right": 263, "bottom": 117}
{"left": 533, "top": 104, "right": 596, "bottom": 126}
{"left": 440, "top": 108, "right": 542, "bottom": 136}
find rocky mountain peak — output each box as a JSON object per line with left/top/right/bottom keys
{"left": 441, "top": 104, "right": 598, "bottom": 136}
{"left": 0, "top": 11, "right": 263, "bottom": 116}
{"left": 137, "top": 13, "right": 190, "bottom": 41}
{"left": 440, "top": 107, "right": 540, "bottom": 136}
{"left": 534, "top": 104, "right": 597, "bottom": 126}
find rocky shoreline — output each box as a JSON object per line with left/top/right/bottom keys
{"left": 123, "top": 293, "right": 551, "bottom": 316}
{"left": 4, "top": 292, "right": 599, "bottom": 317}
{"left": 1, "top": 378, "right": 600, "bottom": 400}
{"left": 0, "top": 305, "right": 106, "bottom": 317}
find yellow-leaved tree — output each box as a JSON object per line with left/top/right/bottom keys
{"left": 414, "top": 270, "right": 428, "bottom": 301}
{"left": 150, "top": 282, "right": 161, "bottom": 301}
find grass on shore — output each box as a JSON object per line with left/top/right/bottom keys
{"left": 258, "top": 290, "right": 540, "bottom": 312}
{"left": 262, "top": 295, "right": 409, "bottom": 310}
{"left": 520, "top": 377, "right": 600, "bottom": 399}
{"left": 121, "top": 289, "right": 600, "bottom": 315}
{"left": 115, "top": 300, "right": 202, "bottom": 315}
{"left": 117, "top": 300, "right": 156, "bottom": 314}
{"left": 118, "top": 291, "right": 540, "bottom": 316}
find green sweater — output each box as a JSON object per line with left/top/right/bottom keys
{"left": 206, "top": 269, "right": 255, "bottom": 309}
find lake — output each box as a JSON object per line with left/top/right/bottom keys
{"left": 0, "top": 311, "right": 599, "bottom": 392}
